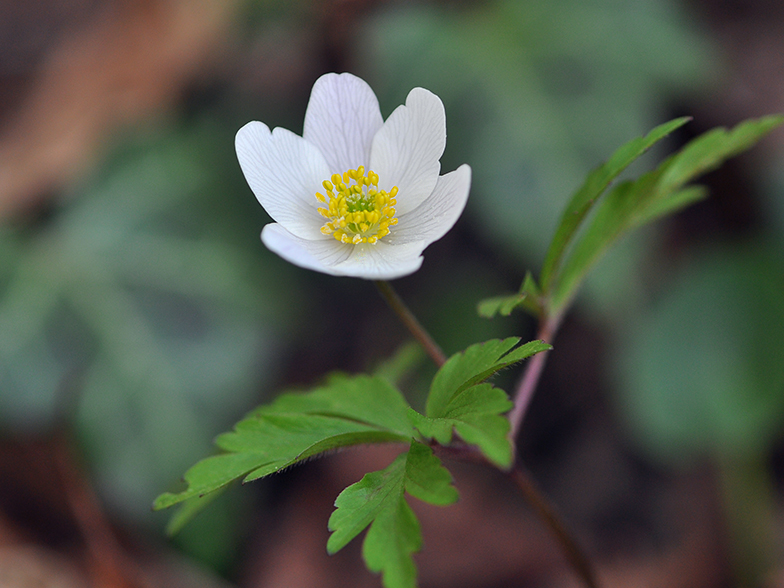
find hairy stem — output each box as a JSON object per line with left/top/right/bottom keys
{"left": 509, "top": 317, "right": 556, "bottom": 441}
{"left": 374, "top": 280, "right": 447, "bottom": 367}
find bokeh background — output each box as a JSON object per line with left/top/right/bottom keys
{"left": 1, "top": 0, "right": 784, "bottom": 586}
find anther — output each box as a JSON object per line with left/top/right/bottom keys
{"left": 316, "top": 168, "right": 399, "bottom": 246}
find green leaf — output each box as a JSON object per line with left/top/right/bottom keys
{"left": 539, "top": 117, "right": 690, "bottom": 291}
{"left": 404, "top": 439, "right": 460, "bottom": 505}
{"left": 256, "top": 372, "right": 413, "bottom": 435}
{"left": 366, "top": 0, "right": 715, "bottom": 263}
{"left": 426, "top": 338, "right": 551, "bottom": 418}
{"left": 629, "top": 185, "right": 708, "bottom": 228}
{"left": 164, "top": 485, "right": 228, "bottom": 536}
{"left": 550, "top": 115, "right": 784, "bottom": 314}
{"left": 617, "top": 245, "right": 784, "bottom": 462}
{"left": 415, "top": 338, "right": 549, "bottom": 467}
{"left": 477, "top": 293, "right": 527, "bottom": 319}
{"left": 412, "top": 383, "right": 515, "bottom": 468}
{"left": 153, "top": 374, "right": 413, "bottom": 511}
{"left": 477, "top": 272, "right": 542, "bottom": 319}
{"left": 373, "top": 342, "right": 427, "bottom": 387}
{"left": 327, "top": 441, "right": 457, "bottom": 588}
{"left": 657, "top": 116, "right": 784, "bottom": 195}
{"left": 153, "top": 452, "right": 277, "bottom": 510}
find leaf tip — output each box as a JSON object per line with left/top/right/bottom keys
{"left": 152, "top": 492, "right": 179, "bottom": 511}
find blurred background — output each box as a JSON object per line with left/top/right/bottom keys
{"left": 1, "top": 0, "right": 784, "bottom": 586}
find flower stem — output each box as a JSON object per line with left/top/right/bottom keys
{"left": 374, "top": 280, "right": 447, "bottom": 367}
{"left": 507, "top": 315, "right": 600, "bottom": 588}
{"left": 510, "top": 461, "right": 599, "bottom": 588}
{"left": 375, "top": 282, "right": 597, "bottom": 588}
{"left": 509, "top": 317, "right": 556, "bottom": 441}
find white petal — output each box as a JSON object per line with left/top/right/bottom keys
{"left": 330, "top": 241, "right": 426, "bottom": 280}
{"left": 369, "top": 87, "right": 446, "bottom": 216}
{"left": 303, "top": 73, "right": 383, "bottom": 174}
{"left": 261, "top": 224, "right": 352, "bottom": 275}
{"left": 236, "top": 121, "right": 331, "bottom": 240}
{"left": 390, "top": 165, "right": 471, "bottom": 246}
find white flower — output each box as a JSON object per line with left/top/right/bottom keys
{"left": 235, "top": 72, "right": 471, "bottom": 280}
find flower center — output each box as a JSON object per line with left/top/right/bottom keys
{"left": 316, "top": 166, "right": 398, "bottom": 245}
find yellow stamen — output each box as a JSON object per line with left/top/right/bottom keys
{"left": 315, "top": 168, "right": 399, "bottom": 245}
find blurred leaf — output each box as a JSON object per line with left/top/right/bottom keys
{"left": 327, "top": 441, "right": 457, "bottom": 588}
{"left": 477, "top": 294, "right": 528, "bottom": 319}
{"left": 364, "top": 0, "right": 715, "bottom": 261}
{"left": 539, "top": 117, "right": 690, "bottom": 291}
{"left": 0, "top": 120, "right": 297, "bottom": 532}
{"left": 154, "top": 374, "right": 413, "bottom": 511}
{"left": 165, "top": 485, "right": 251, "bottom": 573}
{"left": 477, "top": 271, "right": 541, "bottom": 319}
{"left": 550, "top": 115, "right": 784, "bottom": 315}
{"left": 373, "top": 342, "right": 427, "bottom": 387}
{"left": 165, "top": 485, "right": 228, "bottom": 536}
{"left": 617, "top": 244, "right": 784, "bottom": 462}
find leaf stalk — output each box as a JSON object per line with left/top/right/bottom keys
{"left": 378, "top": 282, "right": 598, "bottom": 588}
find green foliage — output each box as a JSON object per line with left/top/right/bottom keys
{"left": 155, "top": 338, "right": 550, "bottom": 586}
{"left": 0, "top": 122, "right": 292, "bottom": 552}
{"left": 477, "top": 115, "right": 784, "bottom": 324}
{"left": 154, "top": 374, "right": 414, "bottom": 510}
{"left": 539, "top": 117, "right": 691, "bottom": 293}
{"left": 426, "top": 338, "right": 550, "bottom": 417}
{"left": 417, "top": 338, "right": 551, "bottom": 467}
{"left": 155, "top": 338, "right": 547, "bottom": 511}
{"left": 550, "top": 115, "right": 783, "bottom": 314}
{"left": 410, "top": 384, "right": 513, "bottom": 469}
{"left": 477, "top": 272, "right": 541, "bottom": 319}
{"left": 363, "top": 0, "right": 715, "bottom": 261}
{"left": 617, "top": 245, "right": 784, "bottom": 462}
{"left": 327, "top": 441, "right": 458, "bottom": 588}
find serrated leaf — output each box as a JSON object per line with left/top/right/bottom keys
{"left": 412, "top": 383, "right": 514, "bottom": 468}
{"left": 257, "top": 372, "right": 413, "bottom": 434}
{"left": 327, "top": 452, "right": 408, "bottom": 554}
{"left": 327, "top": 441, "right": 457, "bottom": 588}
{"left": 413, "top": 337, "right": 551, "bottom": 467}
{"left": 404, "top": 439, "right": 459, "bottom": 505}
{"left": 362, "top": 498, "right": 420, "bottom": 588}
{"left": 478, "top": 271, "right": 542, "bottom": 319}
{"left": 550, "top": 115, "right": 784, "bottom": 315}
{"left": 164, "top": 485, "right": 228, "bottom": 536}
{"left": 540, "top": 117, "right": 690, "bottom": 291}
{"left": 154, "top": 452, "right": 267, "bottom": 510}
{"left": 477, "top": 294, "right": 527, "bottom": 319}
{"left": 426, "top": 338, "right": 551, "bottom": 418}
{"left": 154, "top": 375, "right": 413, "bottom": 510}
